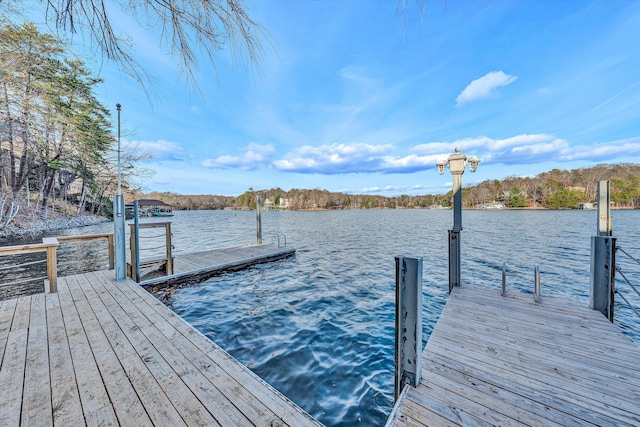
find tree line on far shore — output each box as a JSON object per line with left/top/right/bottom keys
{"left": 137, "top": 163, "right": 640, "bottom": 211}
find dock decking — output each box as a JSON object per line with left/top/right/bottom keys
{"left": 138, "top": 244, "right": 295, "bottom": 287}
{"left": 0, "top": 269, "right": 320, "bottom": 427}
{"left": 387, "top": 285, "right": 640, "bottom": 426}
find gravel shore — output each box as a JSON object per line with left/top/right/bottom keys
{"left": 0, "top": 215, "right": 110, "bottom": 241}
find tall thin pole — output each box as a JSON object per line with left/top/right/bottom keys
{"left": 117, "top": 103, "right": 122, "bottom": 195}
{"left": 114, "top": 103, "right": 126, "bottom": 280}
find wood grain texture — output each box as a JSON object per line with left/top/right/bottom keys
{"left": 0, "top": 270, "right": 320, "bottom": 427}
{"left": 388, "top": 285, "right": 640, "bottom": 427}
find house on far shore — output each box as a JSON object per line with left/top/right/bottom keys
{"left": 263, "top": 198, "right": 274, "bottom": 210}
{"left": 127, "top": 199, "right": 174, "bottom": 217}
{"left": 279, "top": 198, "right": 293, "bottom": 209}
{"left": 578, "top": 202, "right": 595, "bottom": 210}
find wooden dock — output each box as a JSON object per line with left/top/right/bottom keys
{"left": 137, "top": 244, "right": 295, "bottom": 287}
{"left": 0, "top": 269, "right": 321, "bottom": 427}
{"left": 387, "top": 285, "right": 640, "bottom": 426}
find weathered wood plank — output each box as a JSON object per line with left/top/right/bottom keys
{"left": 56, "top": 278, "right": 119, "bottom": 426}
{"left": 1, "top": 268, "right": 320, "bottom": 427}
{"left": 432, "top": 320, "right": 640, "bottom": 402}
{"left": 83, "top": 272, "right": 218, "bottom": 426}
{"left": 0, "top": 296, "right": 31, "bottom": 426}
{"left": 91, "top": 272, "right": 238, "bottom": 426}
{"left": 0, "top": 298, "right": 18, "bottom": 364}
{"left": 75, "top": 273, "right": 187, "bottom": 426}
{"left": 65, "top": 274, "right": 153, "bottom": 426}
{"left": 439, "top": 302, "right": 640, "bottom": 377}
{"left": 405, "top": 383, "right": 497, "bottom": 426}
{"left": 391, "top": 284, "right": 640, "bottom": 427}
{"left": 22, "top": 293, "right": 53, "bottom": 427}
{"left": 116, "top": 271, "right": 293, "bottom": 426}
{"left": 115, "top": 270, "right": 322, "bottom": 427}
{"left": 45, "top": 288, "right": 85, "bottom": 427}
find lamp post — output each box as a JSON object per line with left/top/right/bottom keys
{"left": 113, "top": 103, "right": 126, "bottom": 280}
{"left": 117, "top": 103, "right": 122, "bottom": 195}
{"left": 436, "top": 148, "right": 480, "bottom": 293}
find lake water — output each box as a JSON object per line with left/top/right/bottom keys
{"left": 3, "top": 209, "right": 640, "bottom": 426}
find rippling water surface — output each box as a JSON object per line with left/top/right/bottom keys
{"left": 3, "top": 209, "right": 639, "bottom": 426}
{"left": 163, "top": 209, "right": 640, "bottom": 427}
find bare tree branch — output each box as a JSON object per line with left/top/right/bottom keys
{"left": 2, "top": 0, "right": 271, "bottom": 91}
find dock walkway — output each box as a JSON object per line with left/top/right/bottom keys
{"left": 138, "top": 244, "right": 295, "bottom": 287}
{"left": 387, "top": 285, "right": 640, "bottom": 426}
{"left": 0, "top": 269, "right": 320, "bottom": 427}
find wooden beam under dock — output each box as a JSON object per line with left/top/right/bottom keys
{"left": 386, "top": 285, "right": 640, "bottom": 426}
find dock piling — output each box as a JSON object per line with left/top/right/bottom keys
{"left": 534, "top": 264, "right": 540, "bottom": 303}
{"left": 113, "top": 194, "right": 126, "bottom": 280}
{"left": 590, "top": 180, "right": 616, "bottom": 322}
{"left": 256, "top": 195, "right": 262, "bottom": 244}
{"left": 501, "top": 261, "right": 506, "bottom": 297}
{"left": 394, "top": 256, "right": 423, "bottom": 401}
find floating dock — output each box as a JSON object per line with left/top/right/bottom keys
{"left": 387, "top": 285, "right": 640, "bottom": 426}
{"left": 137, "top": 244, "right": 295, "bottom": 287}
{"left": 0, "top": 269, "right": 320, "bottom": 427}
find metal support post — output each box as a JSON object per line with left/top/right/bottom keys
{"left": 501, "top": 261, "right": 506, "bottom": 297}
{"left": 591, "top": 180, "right": 615, "bottom": 322}
{"left": 113, "top": 194, "right": 126, "bottom": 280}
{"left": 256, "top": 195, "right": 262, "bottom": 244}
{"left": 597, "top": 180, "right": 612, "bottom": 237}
{"left": 534, "top": 265, "right": 540, "bottom": 303}
{"left": 394, "top": 256, "right": 423, "bottom": 401}
{"left": 452, "top": 173, "right": 463, "bottom": 232}
{"left": 448, "top": 230, "right": 460, "bottom": 293}
{"left": 133, "top": 200, "right": 141, "bottom": 282}
{"left": 590, "top": 236, "right": 616, "bottom": 322}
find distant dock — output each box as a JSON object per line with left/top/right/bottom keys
{"left": 387, "top": 284, "right": 640, "bottom": 426}
{"left": 138, "top": 243, "right": 296, "bottom": 288}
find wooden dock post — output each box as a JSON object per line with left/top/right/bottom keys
{"left": 394, "top": 256, "right": 423, "bottom": 401}
{"left": 42, "top": 238, "right": 59, "bottom": 293}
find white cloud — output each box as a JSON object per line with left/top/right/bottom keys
{"left": 273, "top": 142, "right": 394, "bottom": 174}
{"left": 202, "top": 143, "right": 275, "bottom": 170}
{"left": 131, "top": 139, "right": 186, "bottom": 161}
{"left": 200, "top": 135, "right": 640, "bottom": 176}
{"left": 456, "top": 71, "right": 517, "bottom": 107}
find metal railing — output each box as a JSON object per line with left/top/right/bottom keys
{"left": 615, "top": 246, "right": 640, "bottom": 319}
{"left": 128, "top": 222, "right": 173, "bottom": 282}
{"left": 501, "top": 261, "right": 542, "bottom": 303}
{"left": 271, "top": 233, "right": 287, "bottom": 248}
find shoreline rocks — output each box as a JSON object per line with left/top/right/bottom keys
{"left": 0, "top": 215, "right": 110, "bottom": 241}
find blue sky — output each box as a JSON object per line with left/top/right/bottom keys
{"left": 54, "top": 1, "right": 640, "bottom": 196}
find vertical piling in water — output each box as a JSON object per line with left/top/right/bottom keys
{"left": 597, "top": 180, "right": 612, "bottom": 237}
{"left": 114, "top": 194, "right": 126, "bottom": 280}
{"left": 133, "top": 200, "right": 141, "bottom": 282}
{"left": 501, "top": 262, "right": 506, "bottom": 297}
{"left": 256, "top": 195, "right": 262, "bottom": 244}
{"left": 448, "top": 230, "right": 460, "bottom": 293}
{"left": 394, "top": 256, "right": 423, "bottom": 401}
{"left": 591, "top": 180, "right": 616, "bottom": 322}
{"left": 534, "top": 265, "right": 540, "bottom": 303}
{"left": 590, "top": 236, "right": 616, "bottom": 322}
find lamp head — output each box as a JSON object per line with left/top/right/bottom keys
{"left": 468, "top": 156, "right": 480, "bottom": 173}
{"left": 436, "top": 160, "right": 447, "bottom": 175}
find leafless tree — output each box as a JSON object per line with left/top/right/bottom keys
{"left": 2, "top": 0, "right": 270, "bottom": 89}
